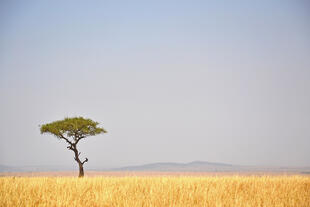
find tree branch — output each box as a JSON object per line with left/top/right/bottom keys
{"left": 75, "top": 135, "right": 86, "bottom": 145}
{"left": 59, "top": 134, "right": 73, "bottom": 146}
{"left": 82, "top": 158, "right": 88, "bottom": 165}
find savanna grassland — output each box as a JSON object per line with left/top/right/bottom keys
{"left": 1, "top": 175, "right": 309, "bottom": 207}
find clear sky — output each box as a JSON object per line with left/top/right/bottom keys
{"left": 1, "top": 0, "right": 310, "bottom": 168}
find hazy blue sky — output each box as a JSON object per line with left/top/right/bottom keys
{"left": 1, "top": 0, "right": 309, "bottom": 168}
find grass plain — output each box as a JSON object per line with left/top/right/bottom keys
{"left": 0, "top": 174, "right": 309, "bottom": 207}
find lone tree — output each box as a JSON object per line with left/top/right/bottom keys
{"left": 40, "top": 117, "right": 107, "bottom": 177}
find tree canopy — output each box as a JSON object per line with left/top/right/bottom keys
{"left": 40, "top": 117, "right": 107, "bottom": 144}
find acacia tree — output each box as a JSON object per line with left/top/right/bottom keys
{"left": 40, "top": 117, "right": 107, "bottom": 177}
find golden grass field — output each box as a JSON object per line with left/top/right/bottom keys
{"left": 1, "top": 175, "right": 310, "bottom": 207}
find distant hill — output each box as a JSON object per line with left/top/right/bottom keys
{"left": 112, "top": 161, "right": 310, "bottom": 173}
{"left": 0, "top": 165, "right": 75, "bottom": 173}
{"left": 0, "top": 165, "right": 23, "bottom": 172}
{"left": 1, "top": 161, "right": 310, "bottom": 173}
{"left": 112, "top": 161, "right": 244, "bottom": 172}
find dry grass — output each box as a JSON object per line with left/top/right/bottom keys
{"left": 1, "top": 175, "right": 309, "bottom": 207}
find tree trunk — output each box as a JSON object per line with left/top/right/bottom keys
{"left": 78, "top": 162, "right": 84, "bottom": 177}
{"left": 71, "top": 145, "right": 86, "bottom": 178}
